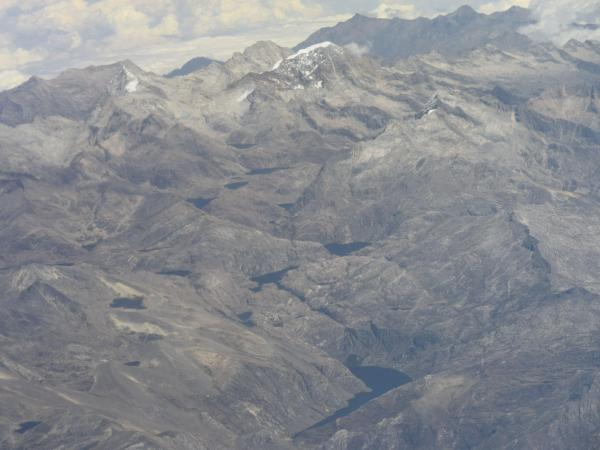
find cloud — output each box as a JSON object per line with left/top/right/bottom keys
{"left": 1, "top": 0, "right": 598, "bottom": 92}
{"left": 345, "top": 42, "right": 371, "bottom": 56}
{"left": 0, "top": 70, "right": 28, "bottom": 91}
{"left": 523, "top": 0, "right": 600, "bottom": 44}
{"left": 369, "top": 1, "right": 531, "bottom": 21}
{"left": 371, "top": 2, "right": 418, "bottom": 19}
{"left": 151, "top": 0, "right": 324, "bottom": 36}
{"left": 0, "top": 47, "right": 43, "bottom": 72}
{"left": 0, "top": 0, "right": 335, "bottom": 90}
{"left": 479, "top": 0, "right": 529, "bottom": 14}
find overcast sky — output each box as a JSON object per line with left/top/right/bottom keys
{"left": 0, "top": 0, "right": 598, "bottom": 90}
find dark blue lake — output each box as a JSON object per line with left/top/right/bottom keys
{"left": 15, "top": 421, "right": 42, "bottom": 434}
{"left": 278, "top": 203, "right": 295, "bottom": 211}
{"left": 159, "top": 270, "right": 191, "bottom": 277}
{"left": 187, "top": 197, "right": 213, "bottom": 209}
{"left": 110, "top": 297, "right": 146, "bottom": 310}
{"left": 250, "top": 266, "right": 299, "bottom": 292}
{"left": 296, "top": 366, "right": 411, "bottom": 436}
{"left": 238, "top": 311, "right": 255, "bottom": 327}
{"left": 225, "top": 181, "right": 248, "bottom": 190}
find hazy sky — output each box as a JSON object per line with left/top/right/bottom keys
{"left": 0, "top": 0, "right": 598, "bottom": 90}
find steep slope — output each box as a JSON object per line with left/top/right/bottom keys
{"left": 0, "top": 61, "right": 145, "bottom": 127}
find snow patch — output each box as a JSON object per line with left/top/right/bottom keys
{"left": 345, "top": 42, "right": 370, "bottom": 56}
{"left": 421, "top": 93, "right": 440, "bottom": 116}
{"left": 110, "top": 315, "right": 167, "bottom": 336}
{"left": 238, "top": 89, "right": 254, "bottom": 102}
{"left": 272, "top": 59, "right": 283, "bottom": 70}
{"left": 123, "top": 67, "right": 139, "bottom": 93}
{"left": 288, "top": 42, "right": 335, "bottom": 60}
{"left": 272, "top": 41, "right": 335, "bottom": 71}
{"left": 270, "top": 41, "right": 339, "bottom": 90}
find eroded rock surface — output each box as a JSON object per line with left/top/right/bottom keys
{"left": 1, "top": 5, "right": 600, "bottom": 450}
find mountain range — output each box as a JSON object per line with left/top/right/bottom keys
{"left": 1, "top": 5, "right": 600, "bottom": 450}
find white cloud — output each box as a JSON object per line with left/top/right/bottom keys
{"left": 0, "top": 47, "right": 43, "bottom": 72}
{"left": 0, "top": 70, "right": 28, "bottom": 91}
{"left": 345, "top": 42, "right": 371, "bottom": 56}
{"left": 108, "top": 13, "right": 352, "bottom": 76}
{"left": 479, "top": 0, "right": 530, "bottom": 15}
{"left": 523, "top": 0, "right": 600, "bottom": 44}
{"left": 1, "top": 0, "right": 598, "bottom": 87}
{"left": 371, "top": 2, "right": 418, "bottom": 19}
{"left": 0, "top": 0, "right": 332, "bottom": 83}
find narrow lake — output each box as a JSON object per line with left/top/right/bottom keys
{"left": 325, "top": 242, "right": 370, "bottom": 256}
{"left": 110, "top": 297, "right": 146, "bottom": 310}
{"left": 250, "top": 266, "right": 299, "bottom": 292}
{"left": 296, "top": 366, "right": 411, "bottom": 436}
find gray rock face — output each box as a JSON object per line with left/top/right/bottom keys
{"left": 295, "top": 6, "right": 534, "bottom": 61}
{"left": 165, "top": 57, "right": 221, "bottom": 78}
{"left": 0, "top": 61, "right": 141, "bottom": 126}
{"left": 1, "top": 7, "right": 600, "bottom": 450}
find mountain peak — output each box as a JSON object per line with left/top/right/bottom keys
{"left": 350, "top": 13, "right": 370, "bottom": 22}
{"left": 238, "top": 41, "right": 290, "bottom": 67}
{"left": 165, "top": 57, "right": 219, "bottom": 78}
{"left": 117, "top": 59, "right": 144, "bottom": 75}
{"left": 270, "top": 41, "right": 344, "bottom": 88}
{"left": 243, "top": 41, "right": 285, "bottom": 56}
{"left": 452, "top": 5, "right": 478, "bottom": 17}
{"left": 223, "top": 41, "right": 291, "bottom": 79}
{"left": 287, "top": 41, "right": 336, "bottom": 58}
{"left": 0, "top": 60, "right": 149, "bottom": 126}
{"left": 21, "top": 75, "right": 45, "bottom": 88}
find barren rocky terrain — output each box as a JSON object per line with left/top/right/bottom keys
{"left": 1, "top": 5, "right": 600, "bottom": 449}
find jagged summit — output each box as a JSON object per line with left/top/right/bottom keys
{"left": 241, "top": 40, "right": 289, "bottom": 64}
{"left": 224, "top": 40, "right": 291, "bottom": 78}
{"left": 269, "top": 42, "right": 344, "bottom": 89}
{"left": 117, "top": 59, "right": 143, "bottom": 73}
{"left": 273, "top": 42, "right": 337, "bottom": 69}
{"left": 348, "top": 13, "right": 382, "bottom": 23}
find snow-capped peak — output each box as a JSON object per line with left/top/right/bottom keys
{"left": 272, "top": 41, "right": 336, "bottom": 70}
{"left": 268, "top": 41, "right": 343, "bottom": 90}
{"left": 288, "top": 41, "right": 336, "bottom": 60}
